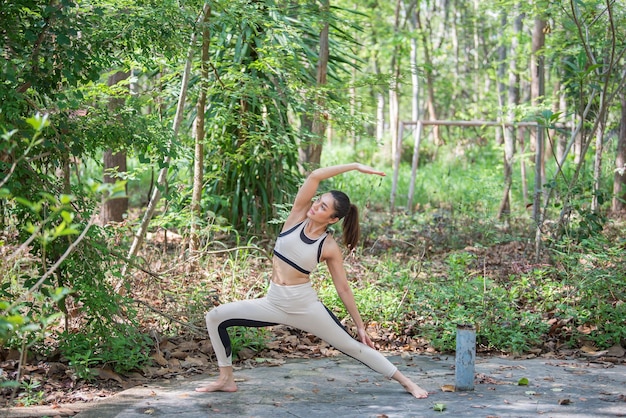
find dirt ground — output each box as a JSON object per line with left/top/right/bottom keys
{"left": 2, "top": 223, "right": 625, "bottom": 410}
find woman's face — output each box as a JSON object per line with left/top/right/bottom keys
{"left": 308, "top": 193, "right": 339, "bottom": 224}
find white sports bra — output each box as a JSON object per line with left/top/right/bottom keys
{"left": 273, "top": 219, "right": 328, "bottom": 275}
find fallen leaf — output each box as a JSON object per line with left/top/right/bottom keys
{"left": 441, "top": 384, "right": 455, "bottom": 392}
{"left": 151, "top": 352, "right": 168, "bottom": 367}
{"left": 433, "top": 403, "right": 446, "bottom": 412}
{"left": 558, "top": 399, "right": 571, "bottom": 405}
{"left": 95, "top": 368, "right": 123, "bottom": 383}
{"left": 581, "top": 344, "right": 598, "bottom": 353}
{"left": 581, "top": 350, "right": 608, "bottom": 358}
{"left": 607, "top": 344, "right": 626, "bottom": 357}
{"left": 518, "top": 377, "right": 529, "bottom": 386}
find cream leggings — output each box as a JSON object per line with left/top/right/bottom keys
{"left": 205, "top": 281, "right": 398, "bottom": 378}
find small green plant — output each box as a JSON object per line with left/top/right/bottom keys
{"left": 16, "top": 379, "right": 45, "bottom": 407}
{"left": 60, "top": 326, "right": 152, "bottom": 376}
{"left": 230, "top": 326, "right": 269, "bottom": 359}
{"left": 66, "top": 351, "right": 101, "bottom": 382}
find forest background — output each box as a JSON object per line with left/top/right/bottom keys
{"left": 1, "top": 0, "right": 625, "bottom": 407}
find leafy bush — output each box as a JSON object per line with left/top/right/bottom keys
{"left": 1, "top": 116, "right": 152, "bottom": 385}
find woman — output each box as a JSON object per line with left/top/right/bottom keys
{"left": 195, "top": 163, "right": 428, "bottom": 399}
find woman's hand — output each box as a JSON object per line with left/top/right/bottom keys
{"left": 357, "top": 327, "right": 376, "bottom": 349}
{"left": 355, "top": 164, "right": 386, "bottom": 177}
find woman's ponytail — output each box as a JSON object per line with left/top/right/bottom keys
{"left": 329, "top": 190, "right": 361, "bottom": 251}
{"left": 342, "top": 204, "right": 360, "bottom": 252}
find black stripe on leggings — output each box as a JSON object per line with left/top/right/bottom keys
{"left": 218, "top": 318, "right": 278, "bottom": 358}
{"left": 321, "top": 304, "right": 375, "bottom": 372}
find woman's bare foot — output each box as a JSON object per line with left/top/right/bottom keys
{"left": 195, "top": 367, "right": 238, "bottom": 393}
{"left": 392, "top": 371, "right": 429, "bottom": 399}
{"left": 194, "top": 380, "right": 237, "bottom": 393}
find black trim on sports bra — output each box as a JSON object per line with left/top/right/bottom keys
{"left": 317, "top": 236, "right": 327, "bottom": 264}
{"left": 299, "top": 226, "right": 317, "bottom": 244}
{"left": 274, "top": 251, "right": 311, "bottom": 275}
{"left": 278, "top": 221, "right": 301, "bottom": 237}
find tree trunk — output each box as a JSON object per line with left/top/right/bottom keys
{"left": 389, "top": 0, "right": 402, "bottom": 212}
{"left": 299, "top": 0, "right": 329, "bottom": 171}
{"left": 495, "top": 12, "right": 507, "bottom": 147}
{"left": 101, "top": 70, "right": 129, "bottom": 225}
{"left": 190, "top": 7, "right": 210, "bottom": 254}
{"left": 101, "top": 150, "right": 128, "bottom": 224}
{"left": 556, "top": 84, "right": 567, "bottom": 162}
{"left": 591, "top": 115, "right": 605, "bottom": 211}
{"left": 416, "top": 7, "right": 439, "bottom": 145}
{"left": 498, "top": 8, "right": 522, "bottom": 221}
{"left": 374, "top": 58, "right": 385, "bottom": 145}
{"left": 531, "top": 16, "right": 546, "bottom": 261}
{"left": 407, "top": 0, "right": 420, "bottom": 213}
{"left": 612, "top": 91, "right": 626, "bottom": 214}
{"left": 520, "top": 128, "right": 529, "bottom": 204}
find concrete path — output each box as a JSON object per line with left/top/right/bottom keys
{"left": 4, "top": 354, "right": 625, "bottom": 417}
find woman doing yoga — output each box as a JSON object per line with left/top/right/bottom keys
{"left": 195, "top": 163, "right": 428, "bottom": 399}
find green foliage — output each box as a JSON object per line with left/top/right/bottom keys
{"left": 229, "top": 326, "right": 270, "bottom": 359}
{"left": 0, "top": 0, "right": 191, "bottom": 123}
{"left": 15, "top": 379, "right": 45, "bottom": 407}
{"left": 199, "top": 0, "right": 309, "bottom": 233}
{"left": 0, "top": 0, "right": 624, "bottom": 390}
{"left": 1, "top": 116, "right": 151, "bottom": 385}
{"left": 316, "top": 237, "right": 620, "bottom": 354}
{"left": 60, "top": 327, "right": 151, "bottom": 377}
{"left": 551, "top": 235, "right": 626, "bottom": 349}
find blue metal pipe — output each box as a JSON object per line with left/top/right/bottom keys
{"left": 455, "top": 324, "right": 476, "bottom": 391}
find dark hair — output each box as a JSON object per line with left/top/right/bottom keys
{"left": 329, "top": 190, "right": 360, "bottom": 251}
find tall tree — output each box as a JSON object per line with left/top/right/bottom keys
{"left": 190, "top": 6, "right": 211, "bottom": 254}
{"left": 416, "top": 3, "right": 439, "bottom": 145}
{"left": 530, "top": 15, "right": 546, "bottom": 236}
{"left": 406, "top": 0, "right": 421, "bottom": 213}
{"left": 299, "top": 0, "right": 330, "bottom": 170}
{"left": 498, "top": 8, "right": 523, "bottom": 221}
{"left": 101, "top": 71, "right": 130, "bottom": 225}
{"left": 613, "top": 92, "right": 626, "bottom": 214}
{"left": 389, "top": 0, "right": 403, "bottom": 212}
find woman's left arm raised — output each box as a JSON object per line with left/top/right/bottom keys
{"left": 324, "top": 241, "right": 376, "bottom": 349}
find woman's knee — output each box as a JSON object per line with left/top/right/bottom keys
{"left": 205, "top": 307, "right": 221, "bottom": 327}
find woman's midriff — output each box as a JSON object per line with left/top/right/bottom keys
{"left": 271, "top": 256, "right": 311, "bottom": 286}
